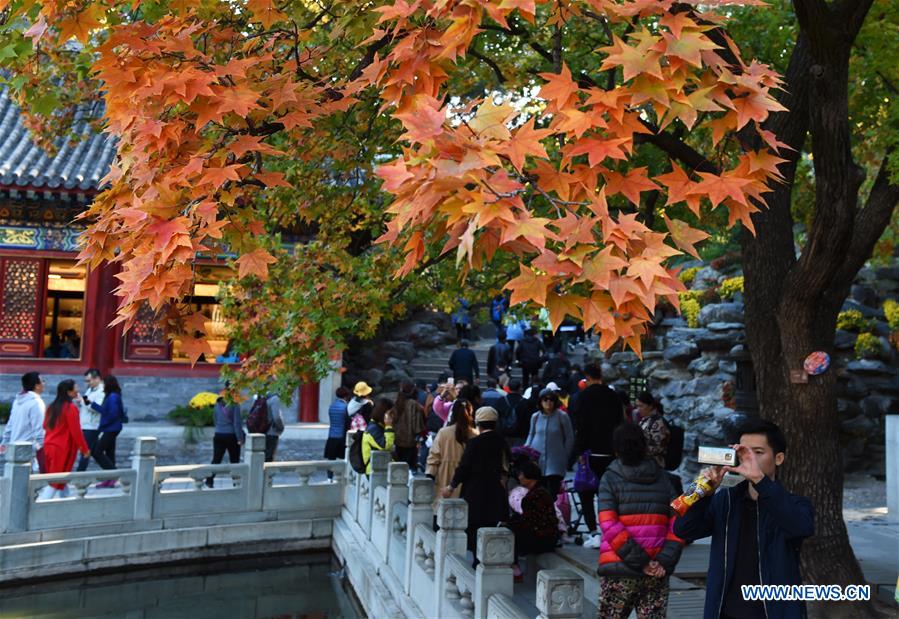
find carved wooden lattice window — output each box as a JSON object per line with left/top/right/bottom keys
{"left": 124, "top": 301, "right": 171, "bottom": 360}
{"left": 0, "top": 257, "right": 44, "bottom": 357}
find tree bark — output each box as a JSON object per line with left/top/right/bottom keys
{"left": 739, "top": 2, "right": 895, "bottom": 617}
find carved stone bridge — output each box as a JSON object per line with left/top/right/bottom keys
{"left": 0, "top": 435, "right": 590, "bottom": 618}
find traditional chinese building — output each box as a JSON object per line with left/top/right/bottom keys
{"left": 0, "top": 89, "right": 328, "bottom": 421}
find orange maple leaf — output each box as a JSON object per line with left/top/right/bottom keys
{"left": 695, "top": 172, "right": 752, "bottom": 208}
{"left": 538, "top": 64, "right": 580, "bottom": 109}
{"left": 599, "top": 32, "right": 664, "bottom": 82}
{"left": 504, "top": 264, "right": 552, "bottom": 306}
{"left": 235, "top": 248, "right": 277, "bottom": 280}
{"left": 199, "top": 164, "right": 244, "bottom": 189}
{"left": 503, "top": 120, "right": 551, "bottom": 172}
{"left": 663, "top": 215, "right": 709, "bottom": 259}
{"left": 582, "top": 292, "right": 615, "bottom": 332}
{"left": 546, "top": 293, "right": 582, "bottom": 330}
{"left": 247, "top": 0, "right": 287, "bottom": 28}
{"left": 654, "top": 163, "right": 702, "bottom": 216}
{"left": 565, "top": 137, "right": 630, "bottom": 167}
{"left": 395, "top": 95, "right": 446, "bottom": 141}
{"left": 603, "top": 167, "right": 661, "bottom": 206}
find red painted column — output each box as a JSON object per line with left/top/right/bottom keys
{"left": 299, "top": 382, "right": 320, "bottom": 423}
{"left": 85, "top": 262, "right": 120, "bottom": 374}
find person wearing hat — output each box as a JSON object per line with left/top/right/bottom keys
{"left": 443, "top": 406, "right": 511, "bottom": 560}
{"left": 348, "top": 382, "right": 374, "bottom": 432}
{"left": 525, "top": 387, "right": 574, "bottom": 497}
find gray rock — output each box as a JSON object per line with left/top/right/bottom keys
{"left": 842, "top": 378, "right": 869, "bottom": 399}
{"left": 642, "top": 351, "right": 664, "bottom": 360}
{"left": 861, "top": 395, "right": 893, "bottom": 417}
{"left": 850, "top": 284, "right": 879, "bottom": 307}
{"left": 664, "top": 343, "right": 699, "bottom": 362}
{"left": 384, "top": 357, "right": 408, "bottom": 371}
{"left": 661, "top": 381, "right": 686, "bottom": 399}
{"left": 707, "top": 322, "right": 745, "bottom": 332}
{"left": 834, "top": 329, "right": 856, "bottom": 350}
{"left": 718, "top": 360, "right": 738, "bottom": 374}
{"left": 688, "top": 356, "right": 719, "bottom": 374}
{"left": 649, "top": 369, "right": 692, "bottom": 382}
{"left": 380, "top": 340, "right": 417, "bottom": 361}
{"left": 863, "top": 376, "right": 899, "bottom": 394}
{"left": 836, "top": 398, "right": 863, "bottom": 418}
{"left": 875, "top": 266, "right": 899, "bottom": 281}
{"left": 692, "top": 267, "right": 723, "bottom": 290}
{"left": 840, "top": 415, "right": 876, "bottom": 437}
{"left": 729, "top": 344, "right": 745, "bottom": 356}
{"left": 601, "top": 363, "right": 619, "bottom": 381}
{"left": 682, "top": 377, "right": 723, "bottom": 398}
{"left": 382, "top": 368, "right": 412, "bottom": 387}
{"left": 841, "top": 299, "right": 879, "bottom": 318}
{"left": 660, "top": 317, "right": 687, "bottom": 328}
{"left": 696, "top": 331, "right": 744, "bottom": 351}
{"left": 667, "top": 327, "right": 709, "bottom": 341}
{"left": 610, "top": 352, "right": 639, "bottom": 364}
{"left": 699, "top": 303, "right": 745, "bottom": 327}
{"left": 846, "top": 360, "right": 896, "bottom": 375}
{"left": 362, "top": 369, "right": 385, "bottom": 389}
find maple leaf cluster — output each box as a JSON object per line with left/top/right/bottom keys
{"left": 0, "top": 0, "right": 790, "bottom": 372}
{"left": 371, "top": 0, "right": 788, "bottom": 354}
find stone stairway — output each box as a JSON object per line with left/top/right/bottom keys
{"left": 406, "top": 337, "right": 523, "bottom": 385}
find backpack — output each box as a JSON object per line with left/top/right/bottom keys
{"left": 348, "top": 430, "right": 366, "bottom": 474}
{"left": 247, "top": 396, "right": 272, "bottom": 434}
{"left": 662, "top": 416, "right": 684, "bottom": 471}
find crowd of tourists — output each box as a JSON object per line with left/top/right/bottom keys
{"left": 0, "top": 370, "right": 286, "bottom": 494}
{"left": 1, "top": 370, "right": 126, "bottom": 496}
{"left": 327, "top": 333, "right": 814, "bottom": 618}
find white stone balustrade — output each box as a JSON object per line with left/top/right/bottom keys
{"left": 2, "top": 435, "right": 585, "bottom": 618}
{"left": 0, "top": 435, "right": 343, "bottom": 535}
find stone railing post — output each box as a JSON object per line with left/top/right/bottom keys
{"left": 474, "top": 527, "right": 514, "bottom": 619}
{"left": 1, "top": 442, "right": 32, "bottom": 533}
{"left": 435, "top": 498, "right": 468, "bottom": 618}
{"left": 362, "top": 450, "right": 390, "bottom": 539}
{"left": 380, "top": 462, "right": 409, "bottom": 562}
{"left": 245, "top": 433, "right": 266, "bottom": 511}
{"left": 405, "top": 477, "right": 434, "bottom": 594}
{"left": 131, "top": 437, "right": 157, "bottom": 520}
{"left": 887, "top": 412, "right": 898, "bottom": 523}
{"left": 370, "top": 450, "right": 390, "bottom": 489}
{"left": 536, "top": 570, "right": 584, "bottom": 619}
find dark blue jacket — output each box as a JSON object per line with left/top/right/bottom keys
{"left": 673, "top": 476, "right": 814, "bottom": 619}
{"left": 449, "top": 347, "right": 479, "bottom": 382}
{"left": 327, "top": 399, "right": 349, "bottom": 439}
{"left": 91, "top": 392, "right": 124, "bottom": 433}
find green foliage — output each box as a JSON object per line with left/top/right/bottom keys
{"left": 678, "top": 267, "right": 701, "bottom": 286}
{"left": 836, "top": 310, "right": 875, "bottom": 333}
{"left": 168, "top": 404, "right": 215, "bottom": 444}
{"left": 719, "top": 276, "right": 745, "bottom": 300}
{"left": 854, "top": 332, "right": 886, "bottom": 360}
{"left": 681, "top": 297, "right": 702, "bottom": 328}
{"left": 883, "top": 299, "right": 899, "bottom": 332}
{"left": 0, "top": 401, "right": 10, "bottom": 424}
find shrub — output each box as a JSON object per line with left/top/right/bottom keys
{"left": 678, "top": 290, "right": 704, "bottom": 306}
{"left": 678, "top": 267, "right": 701, "bottom": 286}
{"left": 884, "top": 299, "right": 899, "bottom": 332}
{"left": 836, "top": 309, "right": 875, "bottom": 333}
{"left": 0, "top": 401, "right": 11, "bottom": 424}
{"left": 168, "top": 400, "right": 216, "bottom": 444}
{"left": 854, "top": 333, "right": 886, "bottom": 360}
{"left": 701, "top": 287, "right": 721, "bottom": 305}
{"left": 719, "top": 276, "right": 744, "bottom": 300}
{"left": 189, "top": 391, "right": 219, "bottom": 409}
{"left": 681, "top": 298, "right": 701, "bottom": 328}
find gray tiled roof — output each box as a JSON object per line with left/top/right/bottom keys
{"left": 0, "top": 87, "right": 115, "bottom": 192}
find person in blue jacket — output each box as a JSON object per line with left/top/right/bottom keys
{"left": 673, "top": 418, "right": 814, "bottom": 619}
{"left": 85, "top": 375, "right": 125, "bottom": 481}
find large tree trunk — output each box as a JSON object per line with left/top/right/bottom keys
{"left": 739, "top": 1, "right": 898, "bottom": 616}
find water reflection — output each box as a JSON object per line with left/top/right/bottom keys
{"left": 0, "top": 553, "right": 359, "bottom": 619}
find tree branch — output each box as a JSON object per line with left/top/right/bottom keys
{"left": 828, "top": 151, "right": 899, "bottom": 296}
{"left": 469, "top": 48, "right": 506, "bottom": 85}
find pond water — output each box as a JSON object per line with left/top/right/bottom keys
{"left": 0, "top": 553, "right": 360, "bottom": 619}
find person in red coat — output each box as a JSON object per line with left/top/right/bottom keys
{"left": 43, "top": 379, "right": 90, "bottom": 493}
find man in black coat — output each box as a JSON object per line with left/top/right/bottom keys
{"left": 486, "top": 333, "right": 513, "bottom": 379}
{"left": 448, "top": 339, "right": 479, "bottom": 384}
{"left": 570, "top": 363, "right": 626, "bottom": 540}
{"left": 516, "top": 329, "right": 545, "bottom": 388}
{"left": 444, "top": 406, "right": 511, "bottom": 558}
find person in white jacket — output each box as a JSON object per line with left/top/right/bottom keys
{"left": 76, "top": 368, "right": 105, "bottom": 471}
{"left": 1, "top": 372, "right": 46, "bottom": 471}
